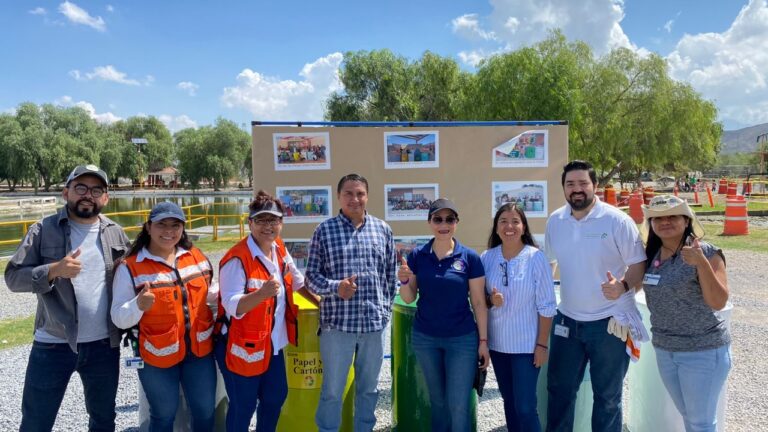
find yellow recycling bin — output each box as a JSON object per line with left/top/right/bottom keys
{"left": 277, "top": 295, "right": 354, "bottom": 431}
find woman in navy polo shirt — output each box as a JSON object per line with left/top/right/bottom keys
{"left": 481, "top": 202, "right": 556, "bottom": 431}
{"left": 398, "top": 198, "right": 489, "bottom": 432}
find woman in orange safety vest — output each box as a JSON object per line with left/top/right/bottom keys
{"left": 215, "top": 190, "right": 319, "bottom": 432}
{"left": 111, "top": 201, "right": 218, "bottom": 432}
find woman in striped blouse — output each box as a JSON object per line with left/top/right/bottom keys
{"left": 481, "top": 202, "right": 556, "bottom": 432}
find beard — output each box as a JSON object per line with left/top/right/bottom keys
{"left": 567, "top": 192, "right": 594, "bottom": 211}
{"left": 67, "top": 198, "right": 103, "bottom": 219}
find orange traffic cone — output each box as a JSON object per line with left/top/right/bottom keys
{"left": 629, "top": 191, "right": 644, "bottom": 224}
{"left": 723, "top": 195, "right": 749, "bottom": 235}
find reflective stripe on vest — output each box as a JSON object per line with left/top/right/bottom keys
{"left": 143, "top": 339, "right": 180, "bottom": 357}
{"left": 229, "top": 343, "right": 266, "bottom": 363}
{"left": 197, "top": 326, "right": 213, "bottom": 343}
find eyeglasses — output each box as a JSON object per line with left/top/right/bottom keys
{"left": 431, "top": 216, "right": 458, "bottom": 225}
{"left": 72, "top": 184, "right": 106, "bottom": 198}
{"left": 499, "top": 262, "right": 508, "bottom": 287}
{"left": 252, "top": 218, "right": 282, "bottom": 226}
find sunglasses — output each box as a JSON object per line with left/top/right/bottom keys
{"left": 499, "top": 262, "right": 508, "bottom": 287}
{"left": 430, "top": 216, "right": 458, "bottom": 225}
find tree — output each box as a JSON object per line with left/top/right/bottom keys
{"left": 175, "top": 119, "right": 250, "bottom": 190}
{"left": 0, "top": 114, "right": 34, "bottom": 191}
{"left": 111, "top": 116, "right": 174, "bottom": 182}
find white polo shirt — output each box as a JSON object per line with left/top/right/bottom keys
{"left": 545, "top": 198, "right": 645, "bottom": 321}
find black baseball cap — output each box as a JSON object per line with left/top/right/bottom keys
{"left": 428, "top": 198, "right": 459, "bottom": 220}
{"left": 66, "top": 164, "right": 109, "bottom": 187}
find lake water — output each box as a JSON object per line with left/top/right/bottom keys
{"left": 0, "top": 194, "right": 253, "bottom": 256}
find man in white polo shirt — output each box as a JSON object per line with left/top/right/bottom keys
{"left": 544, "top": 160, "right": 646, "bottom": 432}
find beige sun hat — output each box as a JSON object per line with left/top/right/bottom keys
{"left": 643, "top": 195, "right": 705, "bottom": 238}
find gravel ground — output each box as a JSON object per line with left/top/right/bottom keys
{"left": 1, "top": 249, "right": 766, "bottom": 431}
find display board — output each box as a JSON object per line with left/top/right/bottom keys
{"left": 251, "top": 122, "right": 568, "bottom": 253}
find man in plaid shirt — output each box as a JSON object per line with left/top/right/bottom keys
{"left": 306, "top": 173, "right": 397, "bottom": 432}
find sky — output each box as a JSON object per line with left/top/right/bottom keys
{"left": 2, "top": 0, "right": 767, "bottom": 133}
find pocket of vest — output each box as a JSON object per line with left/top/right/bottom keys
{"left": 227, "top": 327, "right": 269, "bottom": 364}
{"left": 140, "top": 324, "right": 181, "bottom": 359}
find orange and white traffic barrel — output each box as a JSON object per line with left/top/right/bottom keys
{"left": 723, "top": 195, "right": 749, "bottom": 236}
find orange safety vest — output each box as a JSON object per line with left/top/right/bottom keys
{"left": 217, "top": 237, "right": 299, "bottom": 377}
{"left": 123, "top": 247, "right": 214, "bottom": 368}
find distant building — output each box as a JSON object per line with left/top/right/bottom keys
{"left": 146, "top": 167, "right": 180, "bottom": 188}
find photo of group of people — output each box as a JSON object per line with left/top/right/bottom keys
{"left": 384, "top": 132, "right": 439, "bottom": 169}
{"left": 395, "top": 236, "right": 432, "bottom": 262}
{"left": 276, "top": 186, "right": 332, "bottom": 223}
{"left": 283, "top": 239, "right": 310, "bottom": 272}
{"left": 492, "top": 130, "right": 548, "bottom": 168}
{"left": 492, "top": 181, "right": 548, "bottom": 218}
{"left": 384, "top": 184, "right": 438, "bottom": 221}
{"left": 274, "top": 133, "right": 330, "bottom": 171}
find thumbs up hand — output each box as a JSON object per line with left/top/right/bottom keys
{"left": 490, "top": 287, "right": 504, "bottom": 307}
{"left": 260, "top": 274, "right": 281, "bottom": 299}
{"left": 49, "top": 248, "right": 83, "bottom": 281}
{"left": 136, "top": 282, "right": 156, "bottom": 311}
{"left": 338, "top": 275, "right": 358, "bottom": 300}
{"left": 601, "top": 271, "right": 624, "bottom": 300}
{"left": 681, "top": 237, "right": 706, "bottom": 268}
{"left": 397, "top": 256, "right": 414, "bottom": 285}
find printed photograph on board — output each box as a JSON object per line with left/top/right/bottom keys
{"left": 491, "top": 181, "right": 548, "bottom": 218}
{"left": 384, "top": 131, "right": 439, "bottom": 169}
{"left": 395, "top": 236, "right": 433, "bottom": 262}
{"left": 492, "top": 130, "right": 548, "bottom": 168}
{"left": 283, "top": 238, "right": 310, "bottom": 273}
{"left": 274, "top": 132, "right": 331, "bottom": 171}
{"left": 384, "top": 183, "right": 439, "bottom": 221}
{"left": 276, "top": 186, "right": 332, "bottom": 223}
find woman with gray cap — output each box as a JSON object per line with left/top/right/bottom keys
{"left": 215, "top": 190, "right": 320, "bottom": 431}
{"left": 111, "top": 201, "right": 218, "bottom": 431}
{"left": 397, "top": 198, "right": 489, "bottom": 432}
{"left": 642, "top": 195, "right": 730, "bottom": 432}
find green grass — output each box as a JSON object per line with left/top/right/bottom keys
{"left": 701, "top": 223, "right": 768, "bottom": 253}
{"left": 193, "top": 237, "right": 239, "bottom": 253}
{"left": 0, "top": 315, "right": 35, "bottom": 350}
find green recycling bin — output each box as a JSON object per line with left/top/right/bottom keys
{"left": 391, "top": 294, "right": 477, "bottom": 431}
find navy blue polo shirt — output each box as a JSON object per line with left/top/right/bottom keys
{"left": 407, "top": 238, "right": 485, "bottom": 337}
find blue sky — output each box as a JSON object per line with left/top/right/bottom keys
{"left": 2, "top": 0, "right": 766, "bottom": 132}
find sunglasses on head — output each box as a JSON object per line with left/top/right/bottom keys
{"left": 431, "top": 216, "right": 458, "bottom": 225}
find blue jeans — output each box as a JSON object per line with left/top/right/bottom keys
{"left": 138, "top": 352, "right": 216, "bottom": 432}
{"left": 20, "top": 338, "right": 120, "bottom": 432}
{"left": 655, "top": 345, "right": 731, "bottom": 432}
{"left": 315, "top": 328, "right": 384, "bottom": 432}
{"left": 411, "top": 329, "right": 478, "bottom": 432}
{"left": 214, "top": 339, "right": 288, "bottom": 432}
{"left": 490, "top": 351, "right": 541, "bottom": 432}
{"left": 546, "top": 311, "right": 629, "bottom": 432}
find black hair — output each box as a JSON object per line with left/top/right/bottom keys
{"left": 126, "top": 221, "right": 194, "bottom": 258}
{"left": 337, "top": 173, "right": 369, "bottom": 194}
{"left": 644, "top": 216, "right": 696, "bottom": 267}
{"left": 250, "top": 189, "right": 286, "bottom": 216}
{"left": 487, "top": 203, "right": 538, "bottom": 249}
{"left": 561, "top": 160, "right": 597, "bottom": 187}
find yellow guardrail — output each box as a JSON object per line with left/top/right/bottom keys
{"left": 0, "top": 203, "right": 251, "bottom": 249}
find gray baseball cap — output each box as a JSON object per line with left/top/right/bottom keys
{"left": 66, "top": 164, "right": 109, "bottom": 187}
{"left": 149, "top": 201, "right": 187, "bottom": 222}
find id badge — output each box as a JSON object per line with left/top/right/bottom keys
{"left": 643, "top": 273, "right": 661, "bottom": 286}
{"left": 554, "top": 324, "right": 570, "bottom": 338}
{"left": 124, "top": 357, "right": 144, "bottom": 369}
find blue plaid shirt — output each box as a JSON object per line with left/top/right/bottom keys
{"left": 306, "top": 211, "right": 397, "bottom": 333}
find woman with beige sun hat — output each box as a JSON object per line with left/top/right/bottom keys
{"left": 641, "top": 195, "right": 731, "bottom": 432}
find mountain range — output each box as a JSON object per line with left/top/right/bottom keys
{"left": 721, "top": 122, "right": 768, "bottom": 154}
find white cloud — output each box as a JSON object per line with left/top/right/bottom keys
{"left": 144, "top": 75, "right": 155, "bottom": 86}
{"left": 452, "top": 0, "right": 639, "bottom": 66}
{"left": 221, "top": 52, "right": 343, "bottom": 121}
{"left": 58, "top": 1, "right": 106, "bottom": 32}
{"left": 158, "top": 114, "right": 198, "bottom": 133}
{"left": 667, "top": 0, "right": 768, "bottom": 127}
{"left": 458, "top": 50, "right": 491, "bottom": 67}
{"left": 54, "top": 96, "right": 121, "bottom": 124}
{"left": 177, "top": 81, "right": 199, "bottom": 96}
{"left": 663, "top": 19, "right": 674, "bottom": 33}
{"left": 452, "top": 14, "right": 498, "bottom": 41}
{"left": 29, "top": 7, "right": 46, "bottom": 15}
{"left": 106, "top": 5, "right": 114, "bottom": 12}
{"left": 69, "top": 65, "right": 142, "bottom": 86}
